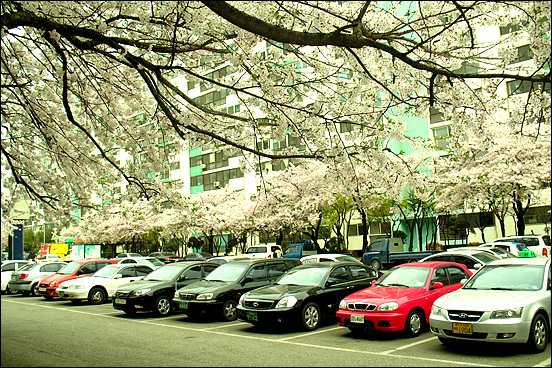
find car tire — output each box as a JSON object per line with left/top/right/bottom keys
{"left": 300, "top": 302, "right": 320, "bottom": 331}
{"left": 404, "top": 309, "right": 424, "bottom": 337}
{"left": 370, "top": 259, "right": 381, "bottom": 271}
{"left": 526, "top": 313, "right": 549, "bottom": 354}
{"left": 221, "top": 299, "right": 238, "bottom": 321}
{"left": 88, "top": 287, "right": 106, "bottom": 305}
{"left": 30, "top": 284, "right": 39, "bottom": 297}
{"left": 154, "top": 295, "right": 172, "bottom": 316}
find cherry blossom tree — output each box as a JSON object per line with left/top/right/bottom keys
{"left": 2, "top": 1, "right": 550, "bottom": 220}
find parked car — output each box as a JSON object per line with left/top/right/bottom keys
{"left": 148, "top": 251, "right": 181, "bottom": 263}
{"left": 361, "top": 237, "right": 441, "bottom": 271}
{"left": 447, "top": 246, "right": 516, "bottom": 259}
{"left": 430, "top": 252, "right": 551, "bottom": 354}
{"left": 282, "top": 240, "right": 317, "bottom": 259}
{"left": 37, "top": 259, "right": 117, "bottom": 300}
{"left": 173, "top": 258, "right": 301, "bottom": 321}
{"left": 300, "top": 254, "right": 363, "bottom": 264}
{"left": 491, "top": 235, "right": 550, "bottom": 257}
{"left": 242, "top": 245, "right": 282, "bottom": 259}
{"left": 115, "top": 252, "right": 143, "bottom": 259}
{"left": 34, "top": 254, "right": 64, "bottom": 262}
{"left": 8, "top": 261, "right": 67, "bottom": 296}
{"left": 112, "top": 261, "right": 220, "bottom": 316}
{"left": 208, "top": 256, "right": 251, "bottom": 265}
{"left": 336, "top": 261, "right": 472, "bottom": 337}
{"left": 117, "top": 256, "right": 165, "bottom": 269}
{"left": 419, "top": 249, "right": 499, "bottom": 273}
{"left": 479, "top": 241, "right": 526, "bottom": 256}
{"left": 1, "top": 260, "right": 34, "bottom": 294}
{"left": 181, "top": 252, "right": 213, "bottom": 261}
{"left": 237, "top": 262, "right": 380, "bottom": 331}
{"left": 56, "top": 264, "right": 155, "bottom": 305}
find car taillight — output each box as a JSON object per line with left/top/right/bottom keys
{"left": 19, "top": 274, "right": 29, "bottom": 279}
{"left": 268, "top": 254, "right": 272, "bottom": 258}
{"left": 544, "top": 248, "right": 548, "bottom": 257}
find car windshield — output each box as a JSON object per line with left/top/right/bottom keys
{"left": 141, "top": 258, "right": 164, "bottom": 266}
{"left": 277, "top": 267, "right": 328, "bottom": 286}
{"left": 246, "top": 247, "right": 264, "bottom": 254}
{"left": 18, "top": 263, "right": 38, "bottom": 271}
{"left": 143, "top": 265, "right": 182, "bottom": 281}
{"left": 205, "top": 263, "right": 249, "bottom": 282}
{"left": 56, "top": 262, "right": 83, "bottom": 275}
{"left": 161, "top": 252, "right": 176, "bottom": 257}
{"left": 376, "top": 267, "right": 431, "bottom": 288}
{"left": 471, "top": 252, "right": 499, "bottom": 263}
{"left": 463, "top": 264, "right": 544, "bottom": 291}
{"left": 91, "top": 265, "right": 119, "bottom": 278}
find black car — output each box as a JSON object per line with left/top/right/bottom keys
{"left": 236, "top": 262, "right": 380, "bottom": 331}
{"left": 148, "top": 251, "right": 181, "bottom": 263}
{"left": 172, "top": 258, "right": 301, "bottom": 321}
{"left": 181, "top": 252, "right": 213, "bottom": 261}
{"left": 112, "top": 261, "right": 219, "bottom": 316}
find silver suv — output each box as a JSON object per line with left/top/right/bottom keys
{"left": 491, "top": 235, "right": 551, "bottom": 257}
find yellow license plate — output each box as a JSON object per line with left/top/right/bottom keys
{"left": 452, "top": 322, "right": 472, "bottom": 335}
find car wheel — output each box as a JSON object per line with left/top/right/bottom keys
{"left": 88, "top": 287, "right": 106, "bottom": 305}
{"left": 70, "top": 299, "right": 81, "bottom": 305}
{"left": 30, "top": 284, "right": 39, "bottom": 297}
{"left": 301, "top": 302, "right": 320, "bottom": 331}
{"left": 526, "top": 313, "right": 549, "bottom": 354}
{"left": 404, "top": 309, "right": 424, "bottom": 337}
{"left": 370, "top": 259, "right": 381, "bottom": 271}
{"left": 221, "top": 299, "right": 238, "bottom": 321}
{"left": 154, "top": 295, "right": 171, "bottom": 316}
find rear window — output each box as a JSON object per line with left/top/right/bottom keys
{"left": 18, "top": 263, "right": 38, "bottom": 271}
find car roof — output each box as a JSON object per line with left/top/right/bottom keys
{"left": 301, "top": 254, "right": 352, "bottom": 259}
{"left": 291, "top": 261, "right": 363, "bottom": 269}
{"left": 442, "top": 249, "right": 495, "bottom": 255}
{"left": 401, "top": 261, "right": 467, "bottom": 269}
{"left": 486, "top": 257, "right": 550, "bottom": 266}
{"left": 229, "top": 258, "right": 298, "bottom": 264}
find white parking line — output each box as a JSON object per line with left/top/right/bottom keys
{"left": 278, "top": 326, "right": 343, "bottom": 341}
{"left": 380, "top": 336, "right": 437, "bottom": 354}
{"left": 0, "top": 299, "right": 510, "bottom": 367}
{"left": 532, "top": 357, "right": 551, "bottom": 367}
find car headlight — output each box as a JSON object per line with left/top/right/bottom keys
{"left": 49, "top": 281, "right": 57, "bottom": 287}
{"left": 276, "top": 296, "right": 297, "bottom": 308}
{"left": 491, "top": 307, "right": 522, "bottom": 319}
{"left": 174, "top": 291, "right": 179, "bottom": 298}
{"left": 68, "top": 285, "right": 85, "bottom": 290}
{"left": 377, "top": 302, "right": 399, "bottom": 312}
{"left": 339, "top": 299, "right": 347, "bottom": 310}
{"left": 239, "top": 293, "right": 246, "bottom": 306}
{"left": 132, "top": 288, "right": 151, "bottom": 297}
{"left": 196, "top": 293, "right": 213, "bottom": 300}
{"left": 431, "top": 304, "right": 445, "bottom": 317}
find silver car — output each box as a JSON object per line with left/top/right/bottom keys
{"left": 429, "top": 254, "right": 551, "bottom": 353}
{"left": 8, "top": 261, "right": 67, "bottom": 296}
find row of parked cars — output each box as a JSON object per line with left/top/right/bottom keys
{"left": 3, "top": 244, "right": 551, "bottom": 355}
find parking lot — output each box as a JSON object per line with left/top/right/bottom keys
{"left": 1, "top": 293, "right": 550, "bottom": 367}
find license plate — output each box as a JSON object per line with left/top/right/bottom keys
{"left": 246, "top": 312, "right": 258, "bottom": 321}
{"left": 115, "top": 298, "right": 126, "bottom": 305}
{"left": 350, "top": 314, "right": 364, "bottom": 324}
{"left": 179, "top": 301, "right": 188, "bottom": 309}
{"left": 452, "top": 322, "right": 472, "bottom": 335}
{"left": 39, "top": 287, "right": 46, "bottom": 292}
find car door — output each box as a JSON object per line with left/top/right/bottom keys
{"left": 317, "top": 265, "right": 357, "bottom": 316}
{"left": 176, "top": 265, "right": 203, "bottom": 290}
{"left": 240, "top": 263, "right": 269, "bottom": 292}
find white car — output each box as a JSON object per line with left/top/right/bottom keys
{"left": 429, "top": 254, "right": 551, "bottom": 354}
{"left": 491, "top": 235, "right": 550, "bottom": 258}
{"left": 1, "top": 260, "right": 34, "bottom": 294}
{"left": 447, "top": 246, "right": 515, "bottom": 259}
{"left": 56, "top": 264, "right": 155, "bottom": 304}
{"left": 116, "top": 256, "right": 165, "bottom": 269}
{"left": 242, "top": 245, "right": 282, "bottom": 258}
{"left": 300, "top": 253, "right": 362, "bottom": 264}
{"left": 479, "top": 241, "right": 526, "bottom": 256}
{"left": 35, "top": 254, "right": 64, "bottom": 262}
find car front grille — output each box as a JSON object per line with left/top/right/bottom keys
{"left": 178, "top": 293, "right": 196, "bottom": 300}
{"left": 39, "top": 283, "right": 48, "bottom": 288}
{"left": 243, "top": 299, "right": 274, "bottom": 309}
{"left": 447, "top": 310, "right": 484, "bottom": 322}
{"left": 115, "top": 291, "right": 131, "bottom": 298}
{"left": 444, "top": 330, "right": 488, "bottom": 339}
{"left": 347, "top": 303, "right": 377, "bottom": 311}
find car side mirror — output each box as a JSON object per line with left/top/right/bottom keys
{"left": 371, "top": 280, "right": 377, "bottom": 286}
{"left": 113, "top": 274, "right": 122, "bottom": 279}
{"left": 474, "top": 263, "right": 482, "bottom": 270}
{"left": 460, "top": 278, "right": 467, "bottom": 285}
{"left": 431, "top": 281, "right": 444, "bottom": 289}
{"left": 242, "top": 276, "right": 254, "bottom": 284}
{"left": 178, "top": 275, "right": 187, "bottom": 282}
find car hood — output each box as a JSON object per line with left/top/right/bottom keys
{"left": 116, "top": 279, "right": 171, "bottom": 291}
{"left": 345, "top": 285, "right": 428, "bottom": 303}
{"left": 245, "top": 284, "right": 318, "bottom": 300}
{"left": 40, "top": 273, "right": 86, "bottom": 284}
{"left": 177, "top": 280, "right": 235, "bottom": 294}
{"left": 434, "top": 289, "right": 539, "bottom": 310}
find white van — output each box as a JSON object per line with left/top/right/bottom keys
{"left": 243, "top": 245, "right": 282, "bottom": 258}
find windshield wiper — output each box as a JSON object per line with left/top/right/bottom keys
{"left": 384, "top": 283, "right": 410, "bottom": 288}
{"left": 206, "top": 279, "right": 226, "bottom": 282}
{"left": 489, "top": 287, "right": 514, "bottom": 290}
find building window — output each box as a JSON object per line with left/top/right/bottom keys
{"left": 432, "top": 126, "right": 452, "bottom": 150}
{"left": 429, "top": 107, "right": 445, "bottom": 124}
{"left": 509, "top": 44, "right": 533, "bottom": 64}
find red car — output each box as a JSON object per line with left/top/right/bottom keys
{"left": 37, "top": 259, "right": 117, "bottom": 300}
{"left": 336, "top": 261, "right": 472, "bottom": 337}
